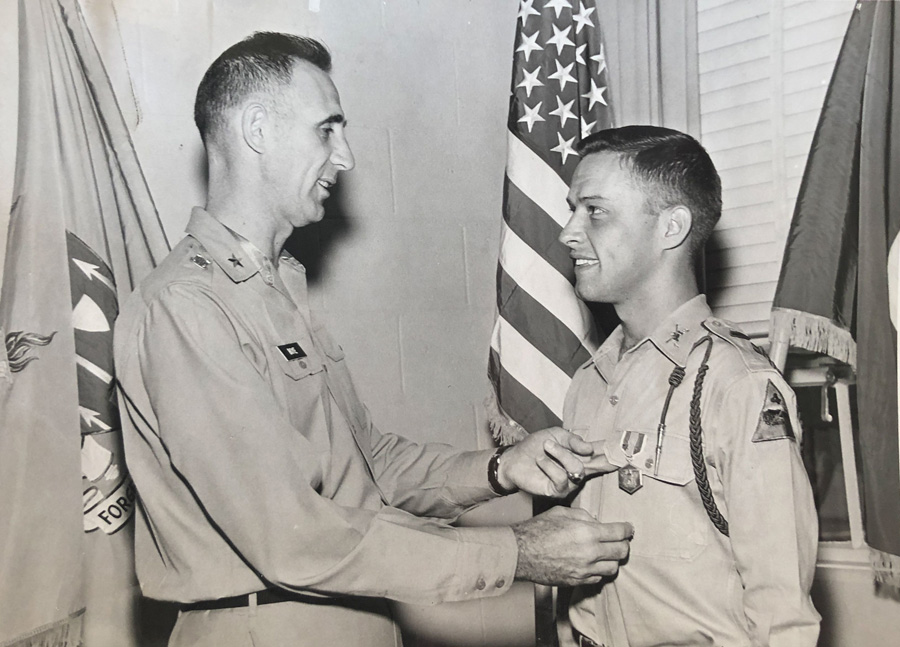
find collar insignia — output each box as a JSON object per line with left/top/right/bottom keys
{"left": 228, "top": 255, "right": 243, "bottom": 268}
{"left": 668, "top": 324, "right": 688, "bottom": 345}
{"left": 190, "top": 254, "right": 210, "bottom": 269}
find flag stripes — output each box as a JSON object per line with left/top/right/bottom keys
{"left": 503, "top": 180, "right": 572, "bottom": 278}
{"left": 497, "top": 264, "right": 592, "bottom": 374}
{"left": 506, "top": 135, "right": 572, "bottom": 228}
{"left": 489, "top": 348, "right": 559, "bottom": 432}
{"left": 489, "top": 0, "right": 613, "bottom": 436}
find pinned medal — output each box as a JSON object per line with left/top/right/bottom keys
{"left": 619, "top": 464, "right": 643, "bottom": 494}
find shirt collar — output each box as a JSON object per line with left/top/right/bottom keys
{"left": 184, "top": 207, "right": 264, "bottom": 283}
{"left": 588, "top": 294, "right": 712, "bottom": 380}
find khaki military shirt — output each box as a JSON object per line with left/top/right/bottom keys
{"left": 564, "top": 296, "right": 820, "bottom": 647}
{"left": 114, "top": 209, "right": 516, "bottom": 623}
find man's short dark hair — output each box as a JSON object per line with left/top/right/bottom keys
{"left": 194, "top": 32, "right": 332, "bottom": 144}
{"left": 577, "top": 125, "right": 722, "bottom": 256}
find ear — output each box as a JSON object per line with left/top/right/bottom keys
{"left": 241, "top": 103, "right": 267, "bottom": 154}
{"left": 660, "top": 205, "right": 692, "bottom": 251}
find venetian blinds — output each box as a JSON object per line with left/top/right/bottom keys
{"left": 698, "top": 0, "right": 856, "bottom": 337}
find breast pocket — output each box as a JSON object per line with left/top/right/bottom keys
{"left": 605, "top": 429, "right": 710, "bottom": 561}
{"left": 275, "top": 342, "right": 324, "bottom": 381}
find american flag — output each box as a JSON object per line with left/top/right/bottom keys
{"left": 489, "top": 0, "right": 614, "bottom": 441}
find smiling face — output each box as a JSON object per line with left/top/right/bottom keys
{"left": 262, "top": 61, "right": 355, "bottom": 230}
{"left": 560, "top": 151, "right": 663, "bottom": 305}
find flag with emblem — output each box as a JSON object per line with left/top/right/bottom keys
{"left": 0, "top": 0, "right": 169, "bottom": 644}
{"left": 770, "top": 0, "right": 900, "bottom": 589}
{"left": 487, "top": 0, "right": 614, "bottom": 445}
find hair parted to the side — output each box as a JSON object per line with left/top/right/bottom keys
{"left": 194, "top": 32, "right": 332, "bottom": 145}
{"left": 577, "top": 125, "right": 722, "bottom": 256}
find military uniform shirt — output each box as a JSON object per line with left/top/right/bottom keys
{"left": 564, "top": 295, "right": 820, "bottom": 647}
{"left": 114, "top": 209, "right": 517, "bottom": 639}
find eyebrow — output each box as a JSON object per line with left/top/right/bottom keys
{"left": 568, "top": 194, "right": 608, "bottom": 208}
{"left": 319, "top": 114, "right": 347, "bottom": 127}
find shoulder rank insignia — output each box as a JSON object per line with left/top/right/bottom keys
{"left": 190, "top": 254, "right": 210, "bottom": 269}
{"left": 752, "top": 379, "right": 796, "bottom": 442}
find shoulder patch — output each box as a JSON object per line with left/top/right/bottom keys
{"left": 752, "top": 380, "right": 796, "bottom": 443}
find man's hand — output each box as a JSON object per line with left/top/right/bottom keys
{"left": 497, "top": 427, "right": 617, "bottom": 498}
{"left": 511, "top": 506, "right": 633, "bottom": 586}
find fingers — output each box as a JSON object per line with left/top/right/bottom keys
{"left": 536, "top": 454, "right": 573, "bottom": 494}
{"left": 582, "top": 447, "right": 617, "bottom": 477}
{"left": 542, "top": 439, "right": 586, "bottom": 485}
{"left": 595, "top": 521, "right": 635, "bottom": 541}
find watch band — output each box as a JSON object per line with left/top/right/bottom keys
{"left": 487, "top": 445, "right": 517, "bottom": 496}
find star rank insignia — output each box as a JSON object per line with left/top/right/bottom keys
{"left": 752, "top": 380, "right": 796, "bottom": 443}
{"left": 228, "top": 255, "right": 243, "bottom": 268}
{"left": 668, "top": 324, "right": 688, "bottom": 346}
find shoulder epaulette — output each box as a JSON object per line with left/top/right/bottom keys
{"left": 701, "top": 318, "right": 777, "bottom": 373}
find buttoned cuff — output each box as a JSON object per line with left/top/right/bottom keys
{"left": 452, "top": 526, "right": 518, "bottom": 598}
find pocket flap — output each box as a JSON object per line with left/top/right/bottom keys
{"left": 274, "top": 342, "right": 324, "bottom": 380}
{"left": 605, "top": 429, "right": 696, "bottom": 486}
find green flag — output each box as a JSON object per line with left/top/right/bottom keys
{"left": 0, "top": 0, "right": 169, "bottom": 644}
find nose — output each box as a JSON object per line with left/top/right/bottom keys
{"left": 558, "top": 211, "right": 584, "bottom": 248}
{"left": 332, "top": 131, "right": 355, "bottom": 171}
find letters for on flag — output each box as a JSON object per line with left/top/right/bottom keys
{"left": 0, "top": 0, "right": 169, "bottom": 645}
{"left": 770, "top": 0, "right": 900, "bottom": 590}
{"left": 488, "top": 0, "right": 613, "bottom": 444}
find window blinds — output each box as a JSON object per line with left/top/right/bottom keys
{"left": 697, "top": 0, "right": 856, "bottom": 337}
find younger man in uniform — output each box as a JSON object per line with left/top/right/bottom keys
{"left": 558, "top": 126, "right": 820, "bottom": 646}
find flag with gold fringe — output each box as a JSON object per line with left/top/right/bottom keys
{"left": 770, "top": 0, "right": 900, "bottom": 591}
{"left": 0, "top": 0, "right": 169, "bottom": 644}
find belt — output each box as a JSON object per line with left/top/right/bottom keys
{"left": 181, "top": 589, "right": 336, "bottom": 612}
{"left": 573, "top": 627, "right": 605, "bottom": 647}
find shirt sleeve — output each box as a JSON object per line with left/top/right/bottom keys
{"left": 134, "top": 283, "right": 517, "bottom": 603}
{"left": 712, "top": 370, "right": 821, "bottom": 647}
{"left": 308, "top": 322, "right": 503, "bottom": 519}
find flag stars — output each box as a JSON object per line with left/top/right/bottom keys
{"left": 574, "top": 43, "right": 587, "bottom": 66}
{"left": 545, "top": 0, "right": 573, "bottom": 19}
{"left": 517, "top": 0, "right": 540, "bottom": 24}
{"left": 582, "top": 79, "right": 608, "bottom": 110}
{"left": 549, "top": 59, "right": 576, "bottom": 92}
{"left": 518, "top": 101, "right": 545, "bottom": 133}
{"left": 516, "top": 31, "right": 542, "bottom": 63}
{"left": 581, "top": 116, "right": 597, "bottom": 139}
{"left": 551, "top": 132, "right": 578, "bottom": 165}
{"left": 549, "top": 96, "right": 577, "bottom": 128}
{"left": 517, "top": 67, "right": 544, "bottom": 98}
{"left": 546, "top": 24, "right": 575, "bottom": 56}
{"left": 573, "top": 3, "right": 596, "bottom": 33}
{"left": 591, "top": 44, "right": 608, "bottom": 74}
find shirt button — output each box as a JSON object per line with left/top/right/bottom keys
{"left": 475, "top": 577, "right": 486, "bottom": 591}
{"left": 299, "top": 360, "right": 307, "bottom": 369}
{"left": 495, "top": 578, "right": 506, "bottom": 588}
{"left": 609, "top": 395, "right": 619, "bottom": 406}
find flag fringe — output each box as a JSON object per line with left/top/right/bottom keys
{"left": 871, "top": 548, "right": 900, "bottom": 597}
{"left": 485, "top": 390, "right": 528, "bottom": 446}
{"left": 770, "top": 308, "right": 857, "bottom": 367}
{"left": 0, "top": 609, "right": 84, "bottom": 647}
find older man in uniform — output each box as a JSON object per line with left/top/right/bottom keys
{"left": 558, "top": 126, "right": 820, "bottom": 647}
{"left": 114, "top": 32, "right": 633, "bottom": 647}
